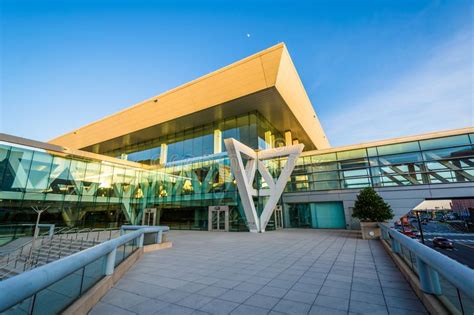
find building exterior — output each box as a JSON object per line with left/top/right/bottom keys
{"left": 1, "top": 43, "right": 473, "bottom": 232}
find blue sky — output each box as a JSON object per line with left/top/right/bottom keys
{"left": 1, "top": 0, "right": 472, "bottom": 147}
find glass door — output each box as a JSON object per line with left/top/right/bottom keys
{"left": 142, "top": 208, "right": 157, "bottom": 226}
{"left": 208, "top": 206, "right": 229, "bottom": 231}
{"left": 275, "top": 206, "right": 283, "bottom": 229}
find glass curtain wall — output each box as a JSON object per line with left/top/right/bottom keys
{"left": 102, "top": 111, "right": 282, "bottom": 165}
{"left": 287, "top": 133, "right": 474, "bottom": 192}
{"left": 0, "top": 142, "right": 246, "bottom": 230}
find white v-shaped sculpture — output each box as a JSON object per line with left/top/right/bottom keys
{"left": 224, "top": 138, "right": 304, "bottom": 233}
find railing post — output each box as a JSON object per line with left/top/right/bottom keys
{"left": 138, "top": 234, "right": 144, "bottom": 248}
{"left": 156, "top": 230, "right": 163, "bottom": 244}
{"left": 416, "top": 257, "right": 442, "bottom": 295}
{"left": 48, "top": 225, "right": 54, "bottom": 239}
{"left": 104, "top": 248, "right": 117, "bottom": 275}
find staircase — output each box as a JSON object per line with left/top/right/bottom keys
{"left": 0, "top": 228, "right": 120, "bottom": 280}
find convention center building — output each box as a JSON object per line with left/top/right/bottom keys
{"left": 1, "top": 43, "right": 473, "bottom": 232}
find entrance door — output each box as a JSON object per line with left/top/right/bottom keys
{"left": 208, "top": 206, "right": 229, "bottom": 231}
{"left": 142, "top": 208, "right": 157, "bottom": 226}
{"left": 274, "top": 205, "right": 283, "bottom": 229}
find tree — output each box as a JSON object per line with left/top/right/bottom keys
{"left": 352, "top": 187, "right": 394, "bottom": 222}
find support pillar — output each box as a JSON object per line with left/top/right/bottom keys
{"left": 160, "top": 143, "right": 168, "bottom": 164}
{"left": 214, "top": 129, "right": 222, "bottom": 154}
{"left": 285, "top": 131, "right": 292, "bottom": 146}
{"left": 264, "top": 131, "right": 272, "bottom": 149}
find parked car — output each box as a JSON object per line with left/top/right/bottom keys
{"left": 400, "top": 230, "right": 417, "bottom": 238}
{"left": 432, "top": 237, "right": 454, "bottom": 249}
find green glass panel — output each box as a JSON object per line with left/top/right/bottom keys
{"left": 378, "top": 152, "right": 423, "bottom": 165}
{"left": 336, "top": 149, "right": 367, "bottom": 160}
{"left": 6, "top": 147, "right": 34, "bottom": 192}
{"left": 311, "top": 171, "right": 339, "bottom": 181}
{"left": 310, "top": 153, "right": 336, "bottom": 163}
{"left": 26, "top": 151, "right": 53, "bottom": 192}
{"left": 376, "top": 141, "right": 419, "bottom": 156}
{"left": 339, "top": 158, "right": 369, "bottom": 169}
{"left": 310, "top": 181, "right": 340, "bottom": 190}
{"left": 367, "top": 147, "right": 378, "bottom": 157}
{"left": 310, "top": 162, "right": 338, "bottom": 172}
{"left": 419, "top": 135, "right": 470, "bottom": 150}
{"left": 422, "top": 146, "right": 474, "bottom": 161}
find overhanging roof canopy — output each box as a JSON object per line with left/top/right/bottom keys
{"left": 49, "top": 43, "right": 330, "bottom": 152}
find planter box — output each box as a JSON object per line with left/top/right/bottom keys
{"left": 360, "top": 222, "right": 381, "bottom": 240}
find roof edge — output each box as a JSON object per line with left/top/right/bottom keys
{"left": 49, "top": 43, "right": 286, "bottom": 144}
{"left": 301, "top": 127, "right": 474, "bottom": 156}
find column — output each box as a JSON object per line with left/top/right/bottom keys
{"left": 264, "top": 131, "right": 272, "bottom": 149}
{"left": 292, "top": 139, "right": 299, "bottom": 145}
{"left": 160, "top": 143, "right": 168, "bottom": 164}
{"left": 285, "top": 131, "right": 292, "bottom": 146}
{"left": 214, "top": 129, "right": 222, "bottom": 154}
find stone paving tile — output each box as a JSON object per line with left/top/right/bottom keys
{"left": 89, "top": 302, "right": 136, "bottom": 315}
{"left": 258, "top": 285, "right": 288, "bottom": 298}
{"left": 230, "top": 304, "right": 269, "bottom": 315}
{"left": 90, "top": 230, "right": 426, "bottom": 315}
{"left": 177, "top": 294, "right": 214, "bottom": 309}
{"left": 132, "top": 299, "right": 171, "bottom": 314}
{"left": 314, "top": 295, "right": 349, "bottom": 312}
{"left": 243, "top": 294, "right": 280, "bottom": 309}
{"left": 309, "top": 305, "right": 348, "bottom": 315}
{"left": 159, "top": 304, "right": 195, "bottom": 315}
{"left": 218, "top": 289, "right": 253, "bottom": 303}
{"left": 199, "top": 299, "right": 239, "bottom": 314}
{"left": 292, "top": 282, "right": 322, "bottom": 294}
{"left": 234, "top": 281, "right": 264, "bottom": 293}
{"left": 272, "top": 299, "right": 311, "bottom": 315}
{"left": 100, "top": 288, "right": 149, "bottom": 309}
{"left": 283, "top": 289, "right": 317, "bottom": 304}
{"left": 198, "top": 286, "right": 228, "bottom": 298}
{"left": 156, "top": 289, "right": 192, "bottom": 304}
{"left": 350, "top": 290, "right": 385, "bottom": 306}
{"left": 115, "top": 279, "right": 171, "bottom": 298}
{"left": 319, "top": 285, "right": 351, "bottom": 299}
{"left": 349, "top": 300, "right": 388, "bottom": 314}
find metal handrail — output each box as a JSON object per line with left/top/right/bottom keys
{"left": 0, "top": 227, "right": 121, "bottom": 280}
{"left": 0, "top": 226, "right": 167, "bottom": 312}
{"left": 380, "top": 224, "right": 474, "bottom": 299}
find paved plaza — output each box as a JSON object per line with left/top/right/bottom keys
{"left": 90, "top": 229, "right": 427, "bottom": 315}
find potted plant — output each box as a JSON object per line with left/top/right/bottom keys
{"left": 352, "top": 187, "right": 394, "bottom": 239}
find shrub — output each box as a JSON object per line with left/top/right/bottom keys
{"left": 352, "top": 187, "right": 394, "bottom": 222}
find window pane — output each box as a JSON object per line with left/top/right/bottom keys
{"left": 377, "top": 141, "right": 419, "bottom": 156}
{"left": 339, "top": 158, "right": 369, "bottom": 169}
{"left": 378, "top": 152, "right": 423, "bottom": 165}
{"left": 419, "top": 135, "right": 470, "bottom": 150}
{"left": 422, "top": 146, "right": 474, "bottom": 161}
{"left": 337, "top": 149, "right": 366, "bottom": 160}
{"left": 27, "top": 152, "right": 53, "bottom": 192}
{"left": 310, "top": 153, "right": 336, "bottom": 163}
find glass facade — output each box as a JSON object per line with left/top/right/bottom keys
{"left": 287, "top": 133, "right": 474, "bottom": 192}
{"left": 1, "top": 130, "right": 473, "bottom": 231}
{"left": 0, "top": 142, "right": 247, "bottom": 230}
{"left": 102, "top": 112, "right": 283, "bottom": 164}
